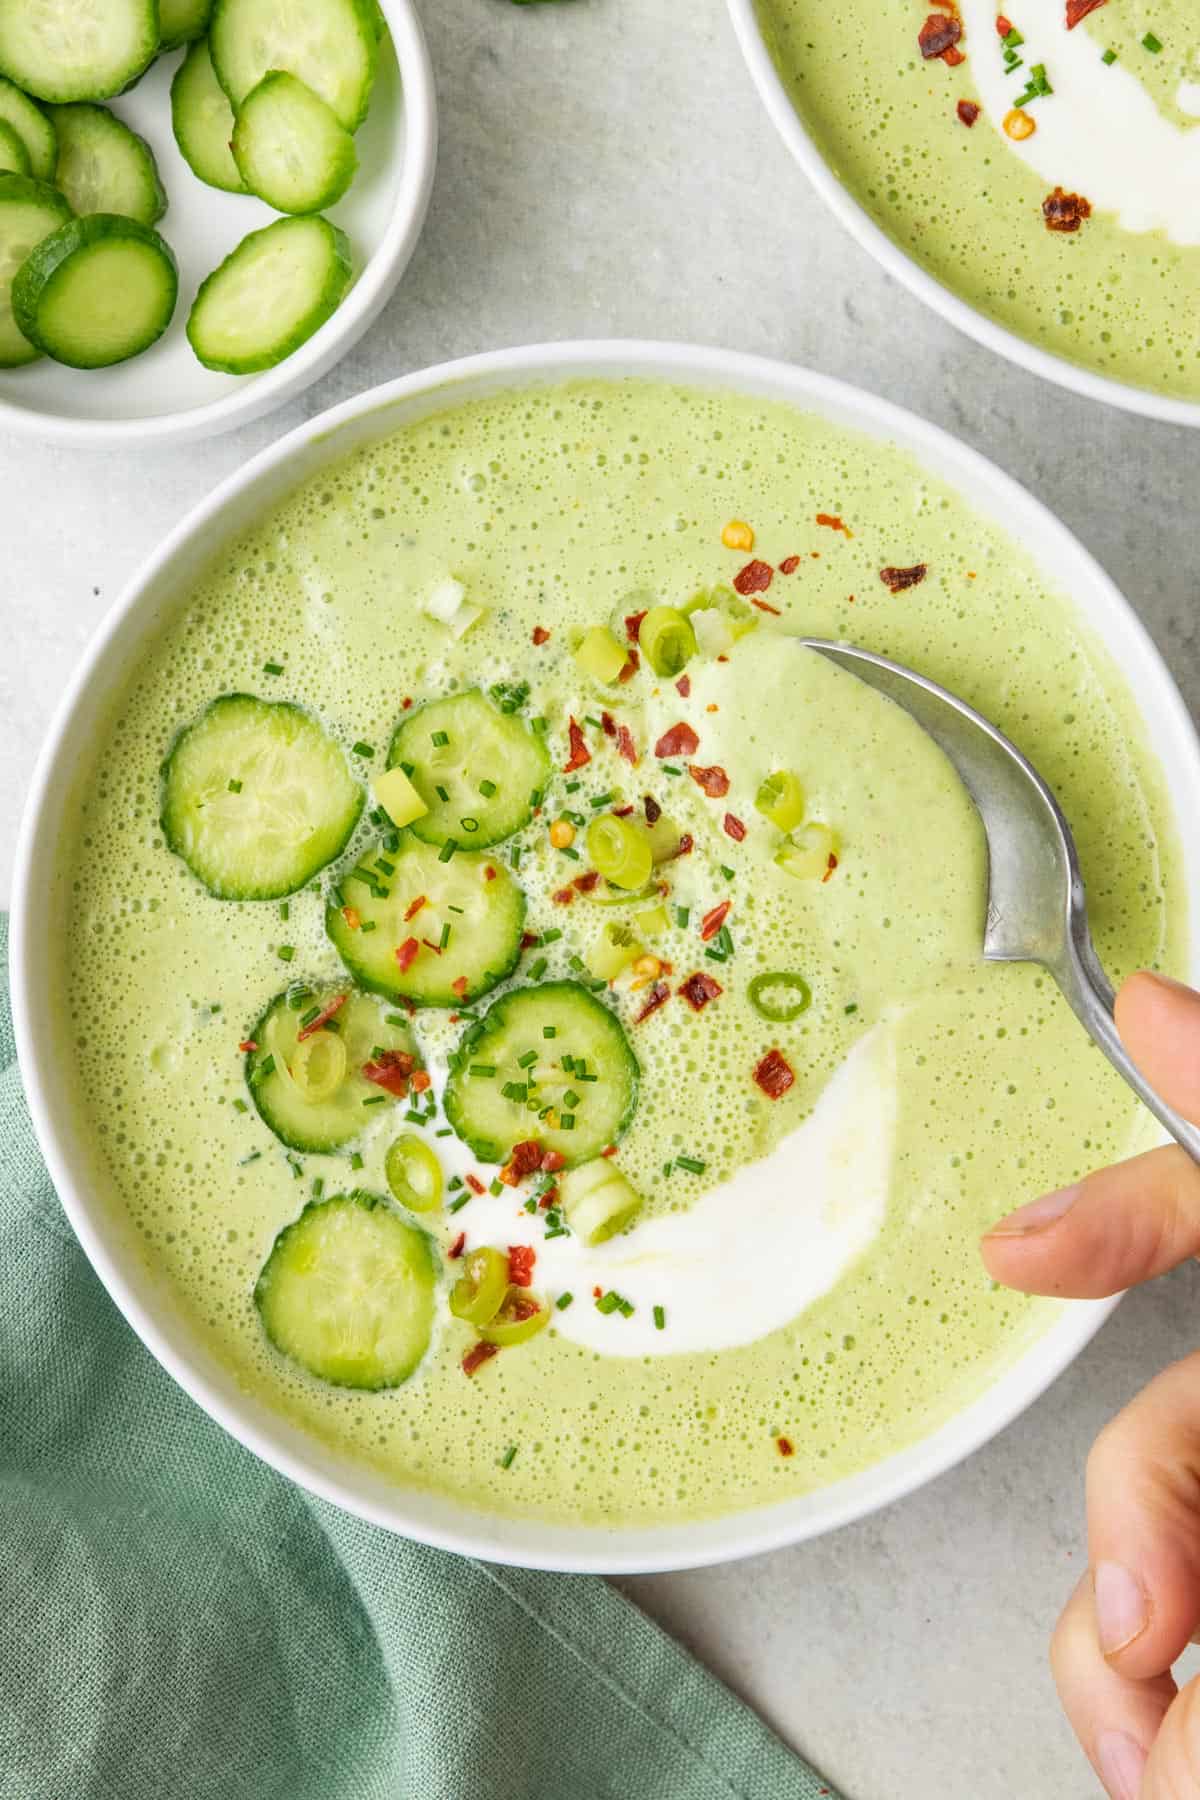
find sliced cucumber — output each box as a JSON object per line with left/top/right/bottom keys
{"left": 49, "top": 103, "right": 165, "bottom": 223}
{"left": 254, "top": 1192, "right": 437, "bottom": 1390}
{"left": 170, "top": 37, "right": 245, "bottom": 194}
{"left": 388, "top": 691, "right": 552, "bottom": 851}
{"left": 0, "top": 121, "right": 30, "bottom": 176}
{"left": 210, "top": 0, "right": 379, "bottom": 131}
{"left": 0, "top": 78, "right": 56, "bottom": 181}
{"left": 161, "top": 693, "right": 364, "bottom": 900}
{"left": 0, "top": 1, "right": 158, "bottom": 104}
{"left": 246, "top": 985, "right": 421, "bottom": 1154}
{"left": 232, "top": 70, "right": 357, "bottom": 214}
{"left": 0, "top": 173, "right": 71, "bottom": 366}
{"left": 326, "top": 836, "right": 527, "bottom": 1008}
{"left": 187, "top": 214, "right": 352, "bottom": 374}
{"left": 161, "top": 0, "right": 213, "bottom": 49}
{"left": 445, "top": 982, "right": 639, "bottom": 1168}
{"left": 12, "top": 213, "right": 176, "bottom": 367}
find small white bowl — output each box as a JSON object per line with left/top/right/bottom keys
{"left": 726, "top": 0, "right": 1200, "bottom": 430}
{"left": 12, "top": 342, "right": 1200, "bottom": 1572}
{"left": 0, "top": 1, "right": 436, "bottom": 446}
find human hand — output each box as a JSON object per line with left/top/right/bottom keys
{"left": 982, "top": 972, "right": 1200, "bottom": 1799}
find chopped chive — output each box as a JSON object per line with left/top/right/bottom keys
{"left": 1142, "top": 30, "right": 1162, "bottom": 51}
{"left": 564, "top": 811, "right": 586, "bottom": 828}
{"left": 448, "top": 1193, "right": 470, "bottom": 1213}
{"left": 431, "top": 729, "right": 450, "bottom": 747}
{"left": 227, "top": 777, "right": 242, "bottom": 793}
{"left": 232, "top": 1097, "right": 248, "bottom": 1114}
{"left": 435, "top": 1127, "right": 453, "bottom": 1137}
{"left": 329, "top": 884, "right": 345, "bottom": 908}
{"left": 299, "top": 1005, "right": 321, "bottom": 1027}
{"left": 256, "top": 1053, "right": 276, "bottom": 1079}
{"left": 360, "top": 921, "right": 378, "bottom": 933}
{"left": 543, "top": 1025, "right": 557, "bottom": 1038}
{"left": 434, "top": 784, "right": 450, "bottom": 802}
{"left": 312, "top": 1177, "right": 325, "bottom": 1199}
{"left": 561, "top": 1053, "right": 575, "bottom": 1072}
{"left": 500, "top": 1445, "right": 518, "bottom": 1470}
{"left": 383, "top": 831, "right": 400, "bottom": 853}
{"left": 584, "top": 715, "right": 602, "bottom": 728}
{"left": 375, "top": 857, "right": 395, "bottom": 876}
{"left": 663, "top": 1159, "right": 674, "bottom": 1177}
{"left": 447, "top": 904, "right": 465, "bottom": 915}
{"left": 617, "top": 1298, "right": 634, "bottom": 1318}
{"left": 460, "top": 816, "right": 480, "bottom": 834}
{"left": 568, "top": 953, "right": 585, "bottom": 971}
{"left": 385, "top": 1012, "right": 408, "bottom": 1027}
{"left": 404, "top": 1108, "right": 425, "bottom": 1124}
{"left": 661, "top": 763, "right": 682, "bottom": 776}
{"left": 676, "top": 1154, "right": 706, "bottom": 1174}
{"left": 541, "top": 928, "right": 563, "bottom": 945}
{"left": 470, "top": 1064, "right": 497, "bottom": 1078}
{"left": 531, "top": 717, "right": 548, "bottom": 733}
{"left": 596, "top": 1291, "right": 620, "bottom": 1315}
{"left": 517, "top": 1049, "right": 538, "bottom": 1068}
{"left": 565, "top": 780, "right": 581, "bottom": 794}
{"left": 279, "top": 901, "right": 290, "bottom": 922}
{"left": 489, "top": 1178, "right": 504, "bottom": 1196}
{"left": 1102, "top": 45, "right": 1117, "bottom": 62}
{"left": 545, "top": 1227, "right": 569, "bottom": 1240}
{"left": 362, "top": 1095, "right": 387, "bottom": 1107}
{"left": 352, "top": 741, "right": 375, "bottom": 758}
{"left": 239, "top": 1151, "right": 261, "bottom": 1166}
{"left": 589, "top": 791, "right": 615, "bottom": 808}
{"left": 438, "top": 839, "right": 458, "bottom": 863}
{"left": 562, "top": 1088, "right": 580, "bottom": 1107}
{"left": 530, "top": 788, "right": 545, "bottom": 807}
{"left": 479, "top": 778, "right": 498, "bottom": 797}
{"left": 560, "top": 1113, "right": 576, "bottom": 1130}
{"left": 556, "top": 1291, "right": 574, "bottom": 1311}
{"left": 439, "top": 922, "right": 451, "bottom": 950}
{"left": 675, "top": 905, "right": 690, "bottom": 928}
{"left": 448, "top": 1175, "right": 464, "bottom": 1191}
{"left": 653, "top": 1304, "right": 665, "bottom": 1331}
{"left": 350, "top": 1152, "right": 364, "bottom": 1170}
{"left": 287, "top": 1155, "right": 302, "bottom": 1180}
{"left": 576, "top": 1070, "right": 599, "bottom": 1082}
{"left": 720, "top": 865, "right": 735, "bottom": 881}
{"left": 573, "top": 1058, "right": 588, "bottom": 1077}
{"left": 400, "top": 760, "right": 415, "bottom": 777}
{"left": 511, "top": 845, "right": 523, "bottom": 869}
{"left": 277, "top": 945, "right": 295, "bottom": 962}
{"left": 262, "top": 661, "right": 283, "bottom": 675}
{"left": 501, "top": 1081, "right": 529, "bottom": 1102}
{"left": 844, "top": 1001, "right": 858, "bottom": 1015}
{"left": 524, "top": 1196, "right": 537, "bottom": 1213}
{"left": 559, "top": 846, "right": 581, "bottom": 861}
{"left": 528, "top": 957, "right": 548, "bottom": 980}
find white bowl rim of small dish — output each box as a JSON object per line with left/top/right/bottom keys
{"left": 12, "top": 339, "right": 1200, "bottom": 1575}
{"left": 0, "top": 0, "right": 437, "bottom": 448}
{"left": 725, "top": 0, "right": 1200, "bottom": 431}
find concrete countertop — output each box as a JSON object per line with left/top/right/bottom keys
{"left": 4, "top": 4, "right": 1197, "bottom": 1795}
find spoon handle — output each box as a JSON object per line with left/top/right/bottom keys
{"left": 1053, "top": 935, "right": 1200, "bottom": 1165}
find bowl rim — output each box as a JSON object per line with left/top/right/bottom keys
{"left": 0, "top": 0, "right": 438, "bottom": 448}
{"left": 724, "top": 0, "right": 1200, "bottom": 431}
{"left": 12, "top": 338, "right": 1199, "bottom": 1573}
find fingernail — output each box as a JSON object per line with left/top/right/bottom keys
{"left": 1095, "top": 1561, "right": 1150, "bottom": 1657}
{"left": 983, "top": 1185, "right": 1079, "bottom": 1238}
{"left": 1096, "top": 1730, "right": 1147, "bottom": 1800}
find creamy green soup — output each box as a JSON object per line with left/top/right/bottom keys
{"left": 756, "top": 0, "right": 1200, "bottom": 402}
{"left": 61, "top": 380, "right": 1183, "bottom": 1528}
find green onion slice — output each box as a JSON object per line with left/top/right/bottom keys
{"left": 747, "top": 970, "right": 812, "bottom": 1023}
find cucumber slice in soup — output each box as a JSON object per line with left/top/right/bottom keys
{"left": 161, "top": 693, "right": 364, "bottom": 900}
{"left": 326, "top": 836, "right": 527, "bottom": 1008}
{"left": 0, "top": 121, "right": 31, "bottom": 176}
{"left": 187, "top": 214, "right": 352, "bottom": 374}
{"left": 12, "top": 213, "right": 177, "bottom": 367}
{"left": 50, "top": 103, "right": 165, "bottom": 223}
{"left": 232, "top": 71, "right": 357, "bottom": 214}
{"left": 170, "top": 38, "right": 245, "bottom": 194}
{"left": 0, "top": 1, "right": 158, "bottom": 104}
{"left": 388, "top": 691, "right": 552, "bottom": 850}
{"left": 246, "top": 985, "right": 422, "bottom": 1154}
{"left": 445, "top": 982, "right": 639, "bottom": 1168}
{"left": 0, "top": 173, "right": 72, "bottom": 366}
{"left": 210, "top": 0, "right": 379, "bottom": 131}
{"left": 254, "top": 1192, "right": 437, "bottom": 1390}
{"left": 161, "top": 0, "right": 213, "bottom": 49}
{"left": 0, "top": 78, "right": 56, "bottom": 181}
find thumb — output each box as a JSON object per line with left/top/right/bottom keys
{"left": 1114, "top": 971, "right": 1200, "bottom": 1121}
{"left": 1142, "top": 1678, "right": 1200, "bottom": 1798}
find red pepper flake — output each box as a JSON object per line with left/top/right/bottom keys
{"left": 754, "top": 1048, "right": 796, "bottom": 1100}
{"left": 995, "top": 13, "right": 1012, "bottom": 33}
{"left": 678, "top": 971, "right": 723, "bottom": 1012}
{"left": 573, "top": 869, "right": 600, "bottom": 893}
{"left": 362, "top": 1049, "right": 416, "bottom": 1096}
{"left": 552, "top": 885, "right": 576, "bottom": 906}
{"left": 918, "top": 12, "right": 963, "bottom": 59}
{"left": 643, "top": 794, "right": 662, "bottom": 825}
{"left": 943, "top": 44, "right": 965, "bottom": 64}
{"left": 614, "top": 803, "right": 635, "bottom": 817}
{"left": 520, "top": 931, "right": 540, "bottom": 951}
{"left": 465, "top": 1172, "right": 486, "bottom": 1196}
{"left": 957, "top": 98, "right": 980, "bottom": 126}
{"left": 723, "top": 812, "right": 746, "bottom": 842}
{"left": 654, "top": 721, "right": 699, "bottom": 759}
{"left": 615, "top": 724, "right": 638, "bottom": 765}
{"left": 341, "top": 906, "right": 361, "bottom": 931}
{"left": 634, "top": 981, "right": 671, "bottom": 1024}
{"left": 879, "top": 563, "right": 928, "bottom": 593}
{"left": 688, "top": 763, "right": 730, "bottom": 798}
{"left": 600, "top": 711, "right": 617, "bottom": 738}
{"left": 421, "top": 937, "right": 444, "bottom": 956}
{"left": 238, "top": 1039, "right": 258, "bottom": 1053}
{"left": 403, "top": 894, "right": 427, "bottom": 922}
{"left": 532, "top": 625, "right": 550, "bottom": 645}
{"left": 563, "top": 717, "right": 591, "bottom": 773}
{"left": 776, "top": 1435, "right": 795, "bottom": 1458}
{"left": 778, "top": 555, "right": 800, "bottom": 575}
{"left": 816, "top": 512, "right": 853, "bottom": 538}
{"left": 750, "top": 597, "right": 781, "bottom": 616}
{"left": 508, "top": 1244, "right": 536, "bottom": 1287}
{"left": 617, "top": 648, "right": 640, "bottom": 683}
{"left": 451, "top": 975, "right": 469, "bottom": 998}
{"left": 822, "top": 852, "right": 839, "bottom": 884}
{"left": 624, "top": 610, "right": 647, "bottom": 642}
{"left": 508, "top": 1296, "right": 540, "bottom": 1323}
{"left": 541, "top": 1149, "right": 566, "bottom": 1173}
{"left": 484, "top": 865, "right": 497, "bottom": 881}
{"left": 601, "top": 1144, "right": 618, "bottom": 1158}
{"left": 593, "top": 1285, "right": 603, "bottom": 1299}
{"left": 1065, "top": 0, "right": 1106, "bottom": 26}
{"left": 448, "top": 1231, "right": 466, "bottom": 1261}
{"left": 732, "top": 558, "right": 774, "bottom": 596}
{"left": 539, "top": 1185, "right": 559, "bottom": 1210}
{"left": 499, "top": 1141, "right": 543, "bottom": 1187}
{"left": 395, "top": 937, "right": 420, "bottom": 971}
{"left": 462, "top": 1340, "right": 498, "bottom": 1377}
{"left": 699, "top": 899, "right": 731, "bottom": 942}
{"left": 411, "top": 1069, "right": 432, "bottom": 1093}
{"left": 401, "top": 696, "right": 413, "bottom": 711}
{"left": 297, "top": 994, "right": 347, "bottom": 1041}
{"left": 674, "top": 832, "right": 694, "bottom": 857}
{"left": 1043, "top": 186, "right": 1092, "bottom": 233}
{"left": 675, "top": 674, "right": 691, "bottom": 697}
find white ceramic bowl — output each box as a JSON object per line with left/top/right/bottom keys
{"left": 726, "top": 0, "right": 1200, "bottom": 430}
{"left": 12, "top": 341, "right": 1200, "bottom": 1572}
{"left": 0, "top": 2, "right": 436, "bottom": 446}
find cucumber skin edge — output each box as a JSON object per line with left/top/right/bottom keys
{"left": 186, "top": 216, "right": 354, "bottom": 376}
{"left": 208, "top": 0, "right": 381, "bottom": 131}
{"left": 12, "top": 213, "right": 178, "bottom": 364}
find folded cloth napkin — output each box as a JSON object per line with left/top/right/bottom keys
{"left": 0, "top": 921, "right": 840, "bottom": 1800}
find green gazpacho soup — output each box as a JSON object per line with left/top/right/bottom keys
{"left": 756, "top": 0, "right": 1200, "bottom": 402}
{"left": 63, "top": 380, "right": 1183, "bottom": 1527}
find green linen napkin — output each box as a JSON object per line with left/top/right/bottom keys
{"left": 0, "top": 922, "right": 840, "bottom": 1800}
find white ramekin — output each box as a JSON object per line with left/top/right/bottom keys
{"left": 12, "top": 342, "right": 1200, "bottom": 1572}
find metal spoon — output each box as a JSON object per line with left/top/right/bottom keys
{"left": 801, "top": 638, "right": 1200, "bottom": 1164}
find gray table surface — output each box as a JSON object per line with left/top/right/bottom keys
{"left": 4, "top": 4, "right": 1198, "bottom": 1796}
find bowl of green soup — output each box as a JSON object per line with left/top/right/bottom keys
{"left": 12, "top": 341, "right": 1200, "bottom": 1571}
{"left": 729, "top": 0, "right": 1200, "bottom": 425}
